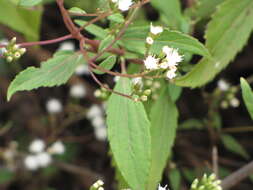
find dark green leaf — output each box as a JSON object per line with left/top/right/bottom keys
{"left": 93, "top": 55, "right": 117, "bottom": 74}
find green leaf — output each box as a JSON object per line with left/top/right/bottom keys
{"left": 0, "top": 169, "right": 14, "bottom": 184}
{"left": 106, "top": 78, "right": 151, "bottom": 190}
{"left": 0, "top": 0, "right": 42, "bottom": 41}
{"left": 179, "top": 119, "right": 203, "bottom": 130}
{"left": 7, "top": 51, "right": 85, "bottom": 100}
{"left": 168, "top": 83, "right": 182, "bottom": 102}
{"left": 98, "top": 35, "right": 114, "bottom": 52}
{"left": 176, "top": 0, "right": 253, "bottom": 87}
{"left": 19, "top": 0, "right": 42, "bottom": 7}
{"left": 68, "top": 7, "right": 86, "bottom": 14}
{"left": 169, "top": 168, "right": 181, "bottom": 190}
{"left": 121, "top": 26, "right": 210, "bottom": 57}
{"left": 108, "top": 13, "right": 125, "bottom": 23}
{"left": 221, "top": 134, "right": 249, "bottom": 159}
{"left": 74, "top": 19, "right": 108, "bottom": 39}
{"left": 147, "top": 87, "right": 178, "bottom": 190}
{"left": 240, "top": 77, "right": 253, "bottom": 120}
{"left": 93, "top": 55, "right": 117, "bottom": 74}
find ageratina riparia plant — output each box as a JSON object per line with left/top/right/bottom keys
{"left": 1, "top": 0, "right": 253, "bottom": 189}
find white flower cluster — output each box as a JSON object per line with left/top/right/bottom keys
{"left": 191, "top": 173, "right": 222, "bottom": 190}
{"left": 87, "top": 105, "right": 107, "bottom": 141}
{"left": 158, "top": 184, "right": 168, "bottom": 190}
{"left": 24, "top": 139, "right": 65, "bottom": 171}
{"left": 91, "top": 179, "right": 104, "bottom": 190}
{"left": 144, "top": 46, "right": 183, "bottom": 80}
{"left": 146, "top": 23, "right": 163, "bottom": 45}
{"left": 46, "top": 98, "right": 63, "bottom": 114}
{"left": 70, "top": 83, "right": 87, "bottom": 98}
{"left": 112, "top": 0, "right": 133, "bottom": 11}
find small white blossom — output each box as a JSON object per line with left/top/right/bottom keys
{"left": 163, "top": 46, "right": 183, "bottom": 67}
{"left": 150, "top": 23, "right": 163, "bottom": 35}
{"left": 70, "top": 84, "right": 86, "bottom": 98}
{"left": 29, "top": 139, "right": 45, "bottom": 153}
{"left": 114, "top": 76, "right": 120, "bottom": 82}
{"left": 94, "top": 126, "right": 107, "bottom": 141}
{"left": 24, "top": 155, "right": 39, "bottom": 170}
{"left": 36, "top": 152, "right": 52, "bottom": 167}
{"left": 92, "top": 116, "right": 105, "bottom": 128}
{"left": 159, "top": 62, "right": 169, "bottom": 69}
{"left": 166, "top": 69, "right": 177, "bottom": 79}
{"left": 146, "top": 37, "right": 154, "bottom": 45}
{"left": 132, "top": 77, "right": 143, "bottom": 86}
{"left": 118, "top": 0, "right": 133, "bottom": 11}
{"left": 75, "top": 64, "right": 90, "bottom": 75}
{"left": 48, "top": 141, "right": 65, "bottom": 155}
{"left": 230, "top": 97, "right": 240, "bottom": 108}
{"left": 58, "top": 41, "right": 75, "bottom": 51}
{"left": 217, "top": 79, "right": 230, "bottom": 91}
{"left": 158, "top": 184, "right": 168, "bottom": 190}
{"left": 46, "top": 98, "right": 63, "bottom": 114}
{"left": 144, "top": 55, "right": 159, "bottom": 70}
{"left": 87, "top": 105, "right": 103, "bottom": 119}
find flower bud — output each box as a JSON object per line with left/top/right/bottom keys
{"left": 143, "top": 89, "right": 152, "bottom": 96}
{"left": 6, "top": 56, "right": 13, "bottom": 62}
{"left": 14, "top": 52, "right": 21, "bottom": 59}
{"left": 140, "top": 95, "right": 148, "bottom": 101}
{"left": 19, "top": 48, "right": 26, "bottom": 55}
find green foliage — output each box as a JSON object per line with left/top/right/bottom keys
{"left": 93, "top": 55, "right": 117, "bottom": 74}
{"left": 19, "top": 0, "right": 42, "bottom": 7}
{"left": 0, "top": 0, "right": 42, "bottom": 41}
{"left": 221, "top": 134, "right": 249, "bottom": 159}
{"left": 106, "top": 78, "right": 151, "bottom": 190}
{"left": 98, "top": 35, "right": 115, "bottom": 52}
{"left": 68, "top": 7, "right": 86, "bottom": 14}
{"left": 147, "top": 87, "right": 178, "bottom": 190}
{"left": 7, "top": 51, "right": 85, "bottom": 100}
{"left": 0, "top": 169, "right": 14, "bottom": 184}
{"left": 240, "top": 77, "right": 253, "bottom": 120}
{"left": 176, "top": 0, "right": 253, "bottom": 87}
{"left": 108, "top": 13, "right": 125, "bottom": 23}
{"left": 169, "top": 168, "right": 181, "bottom": 190}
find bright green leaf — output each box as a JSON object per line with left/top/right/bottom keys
{"left": 93, "top": 55, "right": 117, "bottom": 74}
{"left": 221, "top": 134, "right": 249, "bottom": 159}
{"left": 106, "top": 78, "right": 151, "bottom": 190}
{"left": 7, "top": 51, "right": 85, "bottom": 100}
{"left": 68, "top": 7, "right": 86, "bottom": 14}
{"left": 176, "top": 0, "right": 253, "bottom": 87}
{"left": 19, "top": 0, "right": 42, "bottom": 7}
{"left": 98, "top": 35, "right": 114, "bottom": 52}
{"left": 168, "top": 83, "right": 182, "bottom": 102}
{"left": 147, "top": 87, "right": 178, "bottom": 190}
{"left": 108, "top": 13, "right": 125, "bottom": 23}
{"left": 240, "top": 77, "right": 253, "bottom": 120}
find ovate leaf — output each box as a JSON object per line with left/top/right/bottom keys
{"left": 19, "top": 0, "right": 42, "bottom": 7}
{"left": 147, "top": 87, "right": 178, "bottom": 190}
{"left": 106, "top": 78, "right": 151, "bottom": 190}
{"left": 93, "top": 55, "right": 117, "bottom": 74}
{"left": 7, "top": 51, "right": 85, "bottom": 100}
{"left": 221, "top": 134, "right": 249, "bottom": 159}
{"left": 98, "top": 35, "right": 114, "bottom": 52}
{"left": 68, "top": 7, "right": 86, "bottom": 14}
{"left": 240, "top": 77, "right": 253, "bottom": 120}
{"left": 176, "top": 0, "right": 253, "bottom": 87}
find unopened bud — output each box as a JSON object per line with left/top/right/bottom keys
{"left": 143, "top": 89, "right": 152, "bottom": 96}
{"left": 13, "top": 44, "right": 19, "bottom": 50}
{"left": 94, "top": 89, "right": 102, "bottom": 97}
{"left": 19, "top": 48, "right": 26, "bottom": 55}
{"left": 14, "top": 52, "right": 21, "bottom": 59}
{"left": 7, "top": 56, "right": 13, "bottom": 62}
{"left": 140, "top": 95, "right": 148, "bottom": 101}
{"left": 10, "top": 37, "right": 16, "bottom": 44}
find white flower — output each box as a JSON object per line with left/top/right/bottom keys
{"left": 70, "top": 84, "right": 86, "bottom": 98}
{"left": 58, "top": 41, "right": 75, "bottom": 51}
{"left": 24, "top": 155, "right": 39, "bottom": 170}
{"left": 29, "top": 139, "right": 45, "bottom": 153}
{"left": 166, "top": 69, "right": 177, "bottom": 79}
{"left": 36, "top": 152, "right": 52, "bottom": 167}
{"left": 114, "top": 76, "right": 120, "bottom": 82}
{"left": 230, "top": 97, "right": 240, "bottom": 108}
{"left": 111, "top": 0, "right": 118, "bottom": 2}
{"left": 132, "top": 77, "right": 143, "bottom": 86}
{"left": 150, "top": 23, "right": 163, "bottom": 35}
{"left": 87, "top": 105, "right": 103, "bottom": 119}
{"left": 94, "top": 126, "right": 107, "bottom": 141}
{"left": 146, "top": 37, "right": 154, "bottom": 45}
{"left": 75, "top": 64, "right": 90, "bottom": 75}
{"left": 159, "top": 62, "right": 169, "bottom": 69}
{"left": 158, "top": 184, "right": 168, "bottom": 190}
{"left": 46, "top": 98, "right": 63, "bottom": 114}
{"left": 144, "top": 55, "right": 159, "bottom": 70}
{"left": 218, "top": 79, "right": 230, "bottom": 91}
{"left": 48, "top": 141, "right": 65, "bottom": 155}
{"left": 164, "top": 46, "right": 183, "bottom": 67}
{"left": 118, "top": 0, "right": 133, "bottom": 11}
{"left": 92, "top": 116, "right": 105, "bottom": 128}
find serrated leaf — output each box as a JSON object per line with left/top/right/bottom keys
{"left": 176, "top": 0, "right": 253, "bottom": 87}
{"left": 240, "top": 77, "right": 253, "bottom": 120}
{"left": 68, "top": 7, "right": 86, "bottom": 14}
{"left": 221, "top": 134, "right": 249, "bottom": 159}
{"left": 93, "top": 55, "right": 117, "bottom": 74}
{"left": 147, "top": 87, "right": 178, "bottom": 190}
{"left": 108, "top": 13, "right": 125, "bottom": 23}
{"left": 7, "top": 51, "right": 85, "bottom": 100}
{"left": 0, "top": 0, "right": 42, "bottom": 41}
{"left": 98, "top": 35, "right": 114, "bottom": 52}
{"left": 121, "top": 27, "right": 210, "bottom": 57}
{"left": 74, "top": 19, "right": 108, "bottom": 39}
{"left": 106, "top": 78, "right": 151, "bottom": 190}
{"left": 19, "top": 0, "right": 42, "bottom": 6}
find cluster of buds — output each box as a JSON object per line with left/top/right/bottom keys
{"left": 191, "top": 173, "right": 222, "bottom": 190}
{"left": 90, "top": 180, "right": 104, "bottom": 190}
{"left": 146, "top": 23, "right": 164, "bottom": 46}
{"left": 94, "top": 86, "right": 111, "bottom": 100}
{"left": 131, "top": 77, "right": 152, "bottom": 102}
{"left": 1, "top": 37, "right": 26, "bottom": 62}
{"left": 144, "top": 79, "right": 161, "bottom": 100}
{"left": 217, "top": 79, "right": 240, "bottom": 109}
